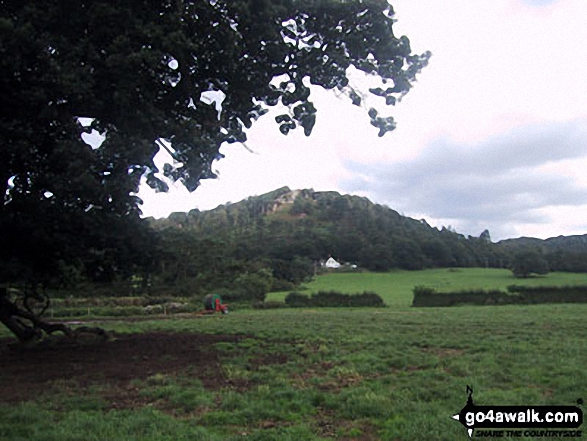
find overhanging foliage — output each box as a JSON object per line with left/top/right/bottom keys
{"left": 0, "top": 1, "right": 429, "bottom": 340}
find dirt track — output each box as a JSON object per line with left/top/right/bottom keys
{"left": 0, "top": 332, "right": 245, "bottom": 403}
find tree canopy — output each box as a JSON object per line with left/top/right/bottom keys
{"left": 1, "top": 0, "right": 430, "bottom": 199}
{"left": 0, "top": 0, "right": 429, "bottom": 340}
{"left": 510, "top": 250, "right": 549, "bottom": 278}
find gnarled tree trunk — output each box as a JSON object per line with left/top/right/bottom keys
{"left": 0, "top": 287, "right": 107, "bottom": 342}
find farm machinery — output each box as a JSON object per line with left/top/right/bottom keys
{"left": 202, "top": 294, "right": 228, "bottom": 314}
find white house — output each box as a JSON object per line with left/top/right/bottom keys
{"left": 324, "top": 257, "right": 341, "bottom": 269}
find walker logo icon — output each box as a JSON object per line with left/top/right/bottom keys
{"left": 451, "top": 386, "right": 583, "bottom": 438}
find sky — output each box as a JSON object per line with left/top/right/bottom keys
{"left": 138, "top": 0, "right": 587, "bottom": 242}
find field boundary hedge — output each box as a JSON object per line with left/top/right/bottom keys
{"left": 43, "top": 296, "right": 201, "bottom": 317}
{"left": 412, "top": 285, "right": 587, "bottom": 307}
{"left": 285, "top": 290, "right": 385, "bottom": 308}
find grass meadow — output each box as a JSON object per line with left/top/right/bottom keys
{"left": 268, "top": 268, "right": 587, "bottom": 307}
{"left": 1, "top": 269, "right": 586, "bottom": 440}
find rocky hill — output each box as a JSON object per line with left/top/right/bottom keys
{"left": 145, "top": 187, "right": 587, "bottom": 296}
{"left": 149, "top": 186, "right": 505, "bottom": 272}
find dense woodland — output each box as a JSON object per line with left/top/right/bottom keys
{"left": 128, "top": 187, "right": 587, "bottom": 300}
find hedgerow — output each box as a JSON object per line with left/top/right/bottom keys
{"left": 412, "top": 285, "right": 587, "bottom": 307}
{"left": 285, "top": 291, "right": 385, "bottom": 308}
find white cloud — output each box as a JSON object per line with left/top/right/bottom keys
{"left": 341, "top": 120, "right": 587, "bottom": 240}
{"left": 139, "top": 0, "right": 587, "bottom": 240}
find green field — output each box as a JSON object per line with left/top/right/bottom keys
{"left": 1, "top": 269, "right": 586, "bottom": 440}
{"left": 268, "top": 268, "right": 587, "bottom": 307}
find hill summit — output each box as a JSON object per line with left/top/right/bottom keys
{"left": 145, "top": 187, "right": 587, "bottom": 297}
{"left": 149, "top": 186, "right": 504, "bottom": 271}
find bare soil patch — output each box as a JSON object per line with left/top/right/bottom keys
{"left": 0, "top": 332, "right": 247, "bottom": 403}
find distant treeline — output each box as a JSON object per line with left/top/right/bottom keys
{"left": 143, "top": 188, "right": 587, "bottom": 300}
{"left": 31, "top": 187, "right": 587, "bottom": 302}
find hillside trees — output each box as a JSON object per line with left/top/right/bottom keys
{"left": 1, "top": 1, "right": 429, "bottom": 340}
{"left": 511, "top": 250, "right": 549, "bottom": 278}
{"left": 151, "top": 189, "right": 513, "bottom": 280}
{"left": 151, "top": 189, "right": 586, "bottom": 290}
{"left": 497, "top": 236, "right": 587, "bottom": 273}
{"left": 546, "top": 250, "right": 587, "bottom": 272}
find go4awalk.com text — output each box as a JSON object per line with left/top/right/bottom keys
{"left": 473, "top": 429, "right": 581, "bottom": 438}
{"left": 452, "top": 386, "right": 583, "bottom": 438}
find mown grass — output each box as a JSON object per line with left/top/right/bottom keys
{"left": 268, "top": 268, "right": 587, "bottom": 307}
{"left": 1, "top": 269, "right": 586, "bottom": 440}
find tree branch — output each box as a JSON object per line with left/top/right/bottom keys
{"left": 0, "top": 287, "right": 108, "bottom": 342}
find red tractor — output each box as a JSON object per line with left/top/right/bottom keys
{"left": 203, "top": 294, "right": 228, "bottom": 314}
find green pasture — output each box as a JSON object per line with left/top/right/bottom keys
{"left": 1, "top": 268, "right": 586, "bottom": 440}
{"left": 268, "top": 268, "right": 587, "bottom": 307}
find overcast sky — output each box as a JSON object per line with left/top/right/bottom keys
{"left": 139, "top": 0, "right": 587, "bottom": 241}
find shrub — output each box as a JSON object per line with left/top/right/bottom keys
{"left": 350, "top": 291, "right": 385, "bottom": 307}
{"left": 510, "top": 250, "right": 549, "bottom": 278}
{"left": 311, "top": 291, "right": 350, "bottom": 307}
{"left": 143, "top": 296, "right": 176, "bottom": 306}
{"left": 412, "top": 285, "right": 587, "bottom": 307}
{"left": 412, "top": 287, "right": 508, "bottom": 307}
{"left": 47, "top": 296, "right": 200, "bottom": 317}
{"left": 251, "top": 301, "right": 286, "bottom": 309}
{"left": 285, "top": 291, "right": 385, "bottom": 308}
{"left": 230, "top": 269, "right": 273, "bottom": 303}
{"left": 507, "top": 285, "right": 587, "bottom": 304}
{"left": 270, "top": 279, "right": 296, "bottom": 292}
{"left": 49, "top": 306, "right": 146, "bottom": 317}
{"left": 284, "top": 292, "right": 311, "bottom": 307}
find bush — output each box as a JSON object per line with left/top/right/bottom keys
{"left": 412, "top": 288, "right": 509, "bottom": 307}
{"left": 270, "top": 279, "right": 296, "bottom": 292}
{"left": 284, "top": 292, "right": 311, "bottom": 307}
{"left": 47, "top": 296, "right": 200, "bottom": 317}
{"left": 230, "top": 269, "right": 273, "bottom": 303}
{"left": 251, "top": 301, "right": 287, "bottom": 309}
{"left": 285, "top": 291, "right": 385, "bottom": 308}
{"left": 311, "top": 291, "right": 350, "bottom": 307}
{"left": 412, "top": 285, "right": 587, "bottom": 307}
{"left": 350, "top": 291, "right": 385, "bottom": 307}
{"left": 507, "top": 285, "right": 587, "bottom": 304}
{"left": 49, "top": 306, "right": 146, "bottom": 317}
{"left": 510, "top": 250, "right": 549, "bottom": 278}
